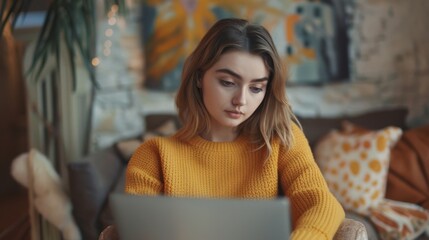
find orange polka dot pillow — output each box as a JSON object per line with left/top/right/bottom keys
{"left": 314, "top": 123, "right": 402, "bottom": 215}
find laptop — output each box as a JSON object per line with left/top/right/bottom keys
{"left": 109, "top": 193, "right": 291, "bottom": 240}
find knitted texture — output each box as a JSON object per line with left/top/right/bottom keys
{"left": 126, "top": 123, "right": 345, "bottom": 239}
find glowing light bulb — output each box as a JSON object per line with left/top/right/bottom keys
{"left": 105, "top": 28, "right": 113, "bottom": 37}
{"left": 91, "top": 57, "right": 100, "bottom": 66}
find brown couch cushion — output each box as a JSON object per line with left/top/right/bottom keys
{"left": 297, "top": 107, "right": 408, "bottom": 148}
{"left": 386, "top": 124, "right": 429, "bottom": 210}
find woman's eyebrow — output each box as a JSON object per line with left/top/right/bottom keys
{"left": 215, "top": 68, "right": 269, "bottom": 82}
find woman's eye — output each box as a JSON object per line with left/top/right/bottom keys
{"left": 220, "top": 80, "right": 235, "bottom": 87}
{"left": 250, "top": 86, "right": 263, "bottom": 93}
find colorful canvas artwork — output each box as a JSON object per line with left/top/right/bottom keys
{"left": 140, "top": 0, "right": 349, "bottom": 91}
{"left": 284, "top": 0, "right": 350, "bottom": 84}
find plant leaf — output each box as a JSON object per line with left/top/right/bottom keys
{"left": 17, "top": 0, "right": 127, "bottom": 91}
{"left": 27, "top": 5, "right": 56, "bottom": 77}
{"left": 0, "top": 0, "right": 8, "bottom": 24}
{"left": 62, "top": 5, "right": 77, "bottom": 91}
{"left": 32, "top": 2, "right": 55, "bottom": 59}
{"left": 11, "top": 0, "right": 32, "bottom": 29}
{"left": 0, "top": 0, "right": 20, "bottom": 34}
{"left": 34, "top": 50, "right": 48, "bottom": 85}
{"left": 64, "top": 5, "right": 98, "bottom": 88}
{"left": 30, "top": 5, "right": 59, "bottom": 82}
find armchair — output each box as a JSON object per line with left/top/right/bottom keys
{"left": 69, "top": 112, "right": 404, "bottom": 240}
{"left": 98, "top": 218, "right": 368, "bottom": 240}
{"left": 69, "top": 142, "right": 368, "bottom": 240}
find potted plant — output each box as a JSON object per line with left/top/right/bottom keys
{"left": 1, "top": 0, "right": 127, "bottom": 160}
{"left": 1, "top": 0, "right": 127, "bottom": 239}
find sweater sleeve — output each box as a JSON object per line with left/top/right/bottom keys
{"left": 125, "top": 138, "right": 164, "bottom": 195}
{"left": 278, "top": 123, "right": 345, "bottom": 240}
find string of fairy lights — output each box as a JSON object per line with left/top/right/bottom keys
{"left": 91, "top": 4, "right": 119, "bottom": 67}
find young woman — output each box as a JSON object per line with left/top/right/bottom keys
{"left": 126, "top": 18, "right": 344, "bottom": 239}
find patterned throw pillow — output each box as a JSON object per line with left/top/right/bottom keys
{"left": 370, "top": 199, "right": 429, "bottom": 240}
{"left": 314, "top": 124, "right": 402, "bottom": 215}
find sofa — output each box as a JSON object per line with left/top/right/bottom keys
{"left": 68, "top": 107, "right": 422, "bottom": 240}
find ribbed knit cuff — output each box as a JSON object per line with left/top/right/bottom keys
{"left": 290, "top": 227, "right": 329, "bottom": 240}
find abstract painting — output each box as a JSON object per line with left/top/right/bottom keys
{"left": 283, "top": 0, "right": 350, "bottom": 85}
{"left": 140, "top": 0, "right": 349, "bottom": 90}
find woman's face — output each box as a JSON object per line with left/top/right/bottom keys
{"left": 200, "top": 51, "right": 269, "bottom": 140}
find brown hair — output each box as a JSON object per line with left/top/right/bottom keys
{"left": 175, "top": 18, "right": 299, "bottom": 158}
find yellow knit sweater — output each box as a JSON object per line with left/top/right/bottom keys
{"left": 126, "top": 123, "right": 345, "bottom": 239}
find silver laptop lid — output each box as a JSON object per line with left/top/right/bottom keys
{"left": 110, "top": 193, "right": 291, "bottom": 240}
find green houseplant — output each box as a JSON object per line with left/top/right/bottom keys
{"left": 1, "top": 0, "right": 127, "bottom": 159}
{"left": 2, "top": 0, "right": 126, "bottom": 88}
{"left": 1, "top": 0, "right": 127, "bottom": 239}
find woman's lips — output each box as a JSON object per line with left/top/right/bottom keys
{"left": 225, "top": 110, "right": 243, "bottom": 119}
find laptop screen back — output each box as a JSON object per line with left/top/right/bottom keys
{"left": 109, "top": 193, "right": 291, "bottom": 240}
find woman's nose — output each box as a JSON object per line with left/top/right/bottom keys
{"left": 232, "top": 88, "right": 246, "bottom": 106}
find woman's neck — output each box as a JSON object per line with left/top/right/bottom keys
{"left": 200, "top": 128, "right": 239, "bottom": 142}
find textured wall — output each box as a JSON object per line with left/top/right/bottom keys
{"left": 288, "top": 0, "right": 429, "bottom": 127}
{"left": 92, "top": 0, "right": 429, "bottom": 148}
